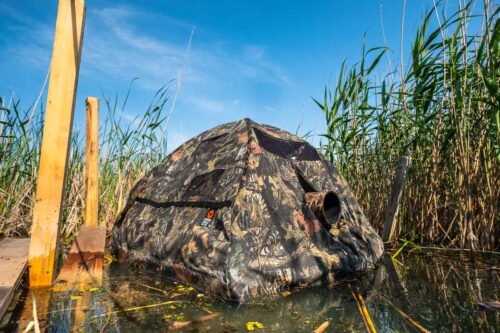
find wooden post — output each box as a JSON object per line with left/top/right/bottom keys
{"left": 85, "top": 97, "right": 99, "bottom": 226}
{"left": 53, "top": 97, "right": 105, "bottom": 291}
{"left": 382, "top": 156, "right": 410, "bottom": 243}
{"left": 29, "top": 0, "right": 86, "bottom": 287}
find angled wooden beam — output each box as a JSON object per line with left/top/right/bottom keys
{"left": 29, "top": 0, "right": 86, "bottom": 287}
{"left": 85, "top": 97, "right": 99, "bottom": 227}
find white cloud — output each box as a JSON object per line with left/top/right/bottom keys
{"left": 187, "top": 96, "right": 241, "bottom": 114}
{"left": 264, "top": 105, "right": 277, "bottom": 112}
{"left": 239, "top": 45, "right": 291, "bottom": 86}
{"left": 80, "top": 6, "right": 192, "bottom": 90}
{"left": 4, "top": 5, "right": 291, "bottom": 90}
{"left": 2, "top": 4, "right": 293, "bottom": 116}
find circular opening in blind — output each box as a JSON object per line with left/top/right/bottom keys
{"left": 305, "top": 191, "right": 342, "bottom": 227}
{"left": 323, "top": 191, "right": 341, "bottom": 225}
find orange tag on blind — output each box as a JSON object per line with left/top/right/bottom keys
{"left": 201, "top": 209, "right": 215, "bottom": 227}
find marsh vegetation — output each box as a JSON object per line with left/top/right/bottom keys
{"left": 0, "top": 85, "right": 171, "bottom": 242}
{"left": 316, "top": 0, "right": 499, "bottom": 250}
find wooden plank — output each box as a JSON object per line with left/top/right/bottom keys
{"left": 29, "top": 0, "right": 86, "bottom": 287}
{"left": 0, "top": 238, "right": 30, "bottom": 320}
{"left": 53, "top": 225, "right": 106, "bottom": 291}
{"left": 382, "top": 156, "right": 410, "bottom": 243}
{"left": 85, "top": 97, "right": 99, "bottom": 227}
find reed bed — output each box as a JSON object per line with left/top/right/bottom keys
{"left": 316, "top": 0, "right": 499, "bottom": 250}
{"left": 1, "top": 1, "right": 497, "bottom": 252}
{"left": 0, "top": 85, "right": 170, "bottom": 242}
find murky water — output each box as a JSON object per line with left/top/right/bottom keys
{"left": 1, "top": 250, "right": 499, "bottom": 332}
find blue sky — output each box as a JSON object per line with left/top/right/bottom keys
{"left": 1, "top": 1, "right": 446, "bottom": 151}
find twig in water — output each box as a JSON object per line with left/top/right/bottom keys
{"left": 136, "top": 283, "right": 171, "bottom": 296}
{"left": 23, "top": 294, "right": 41, "bottom": 333}
{"left": 349, "top": 285, "right": 377, "bottom": 333}
{"left": 357, "top": 291, "right": 377, "bottom": 333}
{"left": 169, "top": 312, "right": 222, "bottom": 330}
{"left": 91, "top": 300, "right": 183, "bottom": 318}
{"left": 201, "top": 306, "right": 214, "bottom": 314}
{"left": 349, "top": 285, "right": 369, "bottom": 332}
{"left": 378, "top": 293, "right": 430, "bottom": 333}
{"left": 312, "top": 321, "right": 330, "bottom": 333}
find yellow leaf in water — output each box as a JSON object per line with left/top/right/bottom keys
{"left": 164, "top": 314, "right": 172, "bottom": 319}
{"left": 246, "top": 321, "right": 265, "bottom": 331}
{"left": 103, "top": 254, "right": 114, "bottom": 266}
{"left": 70, "top": 295, "right": 81, "bottom": 300}
{"left": 88, "top": 287, "right": 99, "bottom": 292}
{"left": 187, "top": 287, "right": 194, "bottom": 291}
{"left": 169, "top": 305, "right": 177, "bottom": 310}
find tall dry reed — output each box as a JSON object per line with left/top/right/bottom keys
{"left": 0, "top": 84, "right": 171, "bottom": 243}
{"left": 316, "top": 0, "right": 499, "bottom": 250}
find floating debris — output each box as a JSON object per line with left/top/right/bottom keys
{"left": 91, "top": 300, "right": 183, "bottom": 318}
{"left": 350, "top": 285, "right": 377, "bottom": 333}
{"left": 169, "top": 312, "right": 222, "bottom": 331}
{"left": 246, "top": 321, "right": 265, "bottom": 331}
{"left": 313, "top": 321, "right": 329, "bottom": 333}
{"left": 377, "top": 293, "right": 430, "bottom": 333}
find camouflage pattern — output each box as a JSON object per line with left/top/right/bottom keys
{"left": 112, "top": 118, "right": 384, "bottom": 301}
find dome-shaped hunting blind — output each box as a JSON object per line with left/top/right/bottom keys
{"left": 112, "top": 118, "right": 383, "bottom": 301}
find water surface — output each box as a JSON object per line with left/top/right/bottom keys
{"left": 1, "top": 250, "right": 498, "bottom": 332}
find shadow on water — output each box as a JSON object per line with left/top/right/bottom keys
{"left": 1, "top": 251, "right": 499, "bottom": 332}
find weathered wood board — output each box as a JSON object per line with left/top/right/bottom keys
{"left": 53, "top": 225, "right": 106, "bottom": 291}
{"left": 382, "top": 156, "right": 410, "bottom": 242}
{"left": 0, "top": 238, "right": 30, "bottom": 320}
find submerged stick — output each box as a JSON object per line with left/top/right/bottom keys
{"left": 349, "top": 285, "right": 377, "bottom": 333}
{"left": 349, "top": 285, "right": 372, "bottom": 333}
{"left": 91, "top": 300, "right": 183, "bottom": 318}
{"left": 33, "top": 294, "right": 40, "bottom": 333}
{"left": 357, "top": 292, "right": 377, "bottom": 333}
{"left": 378, "top": 294, "right": 430, "bottom": 333}
{"left": 136, "top": 283, "right": 171, "bottom": 296}
{"left": 312, "top": 321, "right": 330, "bottom": 333}
{"left": 169, "top": 312, "right": 222, "bottom": 330}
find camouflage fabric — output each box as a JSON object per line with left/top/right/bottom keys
{"left": 112, "top": 118, "right": 384, "bottom": 301}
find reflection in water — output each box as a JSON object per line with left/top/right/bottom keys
{"left": 1, "top": 251, "right": 498, "bottom": 332}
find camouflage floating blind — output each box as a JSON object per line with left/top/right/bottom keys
{"left": 112, "top": 118, "right": 383, "bottom": 301}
